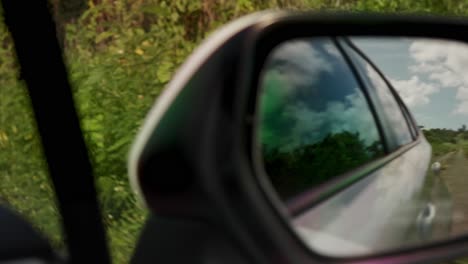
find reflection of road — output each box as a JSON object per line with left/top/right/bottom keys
{"left": 433, "top": 151, "right": 456, "bottom": 164}
{"left": 438, "top": 149, "right": 468, "bottom": 236}
{"left": 417, "top": 151, "right": 454, "bottom": 241}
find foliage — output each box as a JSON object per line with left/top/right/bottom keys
{"left": 1, "top": 0, "right": 468, "bottom": 263}
{"left": 424, "top": 128, "right": 458, "bottom": 144}
{"left": 423, "top": 128, "right": 459, "bottom": 158}
{"left": 458, "top": 124, "right": 467, "bottom": 132}
{"left": 306, "top": 0, "right": 468, "bottom": 15}
{"left": 263, "top": 131, "right": 383, "bottom": 199}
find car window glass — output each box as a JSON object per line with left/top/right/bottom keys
{"left": 0, "top": 20, "right": 64, "bottom": 249}
{"left": 401, "top": 105, "right": 418, "bottom": 138}
{"left": 345, "top": 45, "right": 413, "bottom": 148}
{"left": 258, "top": 38, "right": 385, "bottom": 201}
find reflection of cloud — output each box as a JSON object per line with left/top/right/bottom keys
{"left": 409, "top": 41, "right": 447, "bottom": 62}
{"left": 454, "top": 87, "right": 468, "bottom": 114}
{"left": 408, "top": 39, "right": 468, "bottom": 115}
{"left": 260, "top": 39, "right": 337, "bottom": 148}
{"left": 388, "top": 76, "right": 439, "bottom": 108}
{"left": 280, "top": 92, "right": 379, "bottom": 151}
{"left": 265, "top": 40, "right": 332, "bottom": 92}
{"left": 261, "top": 39, "right": 380, "bottom": 152}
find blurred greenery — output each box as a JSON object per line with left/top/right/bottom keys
{"left": 263, "top": 131, "right": 384, "bottom": 199}
{"left": 1, "top": 0, "right": 468, "bottom": 263}
{"left": 423, "top": 128, "right": 459, "bottom": 158}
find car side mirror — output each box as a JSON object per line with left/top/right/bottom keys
{"left": 129, "top": 11, "right": 468, "bottom": 264}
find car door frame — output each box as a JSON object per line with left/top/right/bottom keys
{"left": 0, "top": 1, "right": 111, "bottom": 263}
{"left": 340, "top": 37, "right": 420, "bottom": 143}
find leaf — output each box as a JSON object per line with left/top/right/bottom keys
{"left": 135, "top": 28, "right": 145, "bottom": 36}
{"left": 84, "top": 69, "right": 105, "bottom": 87}
{"left": 141, "top": 4, "right": 171, "bottom": 16}
{"left": 134, "top": 48, "right": 144, "bottom": 55}
{"left": 107, "top": 137, "right": 130, "bottom": 153}
{"left": 156, "top": 61, "right": 172, "bottom": 83}
{"left": 82, "top": 118, "right": 102, "bottom": 132}
{"left": 187, "top": 1, "right": 202, "bottom": 12}
{"left": 175, "top": 0, "right": 185, "bottom": 12}
{"left": 95, "top": 31, "right": 114, "bottom": 44}
{"left": 97, "top": 176, "right": 113, "bottom": 195}
{"left": 170, "top": 12, "right": 179, "bottom": 21}
{"left": 92, "top": 134, "right": 104, "bottom": 148}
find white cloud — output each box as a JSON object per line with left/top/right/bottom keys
{"left": 409, "top": 62, "right": 443, "bottom": 74}
{"left": 408, "top": 39, "right": 468, "bottom": 115}
{"left": 388, "top": 76, "right": 439, "bottom": 108}
{"left": 429, "top": 70, "right": 463, "bottom": 88}
{"left": 409, "top": 41, "right": 447, "bottom": 62}
{"left": 453, "top": 87, "right": 468, "bottom": 115}
{"left": 265, "top": 39, "right": 332, "bottom": 92}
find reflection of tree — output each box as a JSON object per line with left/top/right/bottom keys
{"left": 424, "top": 128, "right": 458, "bottom": 144}
{"left": 263, "top": 131, "right": 383, "bottom": 199}
{"left": 458, "top": 124, "right": 466, "bottom": 133}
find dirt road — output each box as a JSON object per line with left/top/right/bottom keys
{"left": 438, "top": 149, "right": 468, "bottom": 235}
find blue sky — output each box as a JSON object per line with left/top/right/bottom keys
{"left": 353, "top": 37, "right": 468, "bottom": 130}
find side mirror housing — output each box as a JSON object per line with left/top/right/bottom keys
{"left": 129, "top": 11, "right": 468, "bottom": 264}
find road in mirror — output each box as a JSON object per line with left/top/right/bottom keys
{"left": 257, "top": 36, "right": 468, "bottom": 257}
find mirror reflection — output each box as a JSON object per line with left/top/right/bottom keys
{"left": 257, "top": 37, "right": 468, "bottom": 257}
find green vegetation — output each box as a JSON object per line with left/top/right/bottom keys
{"left": 1, "top": 0, "right": 468, "bottom": 263}
{"left": 422, "top": 127, "right": 468, "bottom": 159}
{"left": 264, "top": 131, "right": 383, "bottom": 199}
{"left": 423, "top": 128, "right": 459, "bottom": 158}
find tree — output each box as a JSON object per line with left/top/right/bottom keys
{"left": 263, "top": 131, "right": 383, "bottom": 199}
{"left": 458, "top": 124, "right": 466, "bottom": 132}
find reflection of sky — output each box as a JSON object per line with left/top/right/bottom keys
{"left": 260, "top": 38, "right": 380, "bottom": 152}
{"left": 353, "top": 37, "right": 467, "bottom": 130}
{"left": 347, "top": 49, "right": 413, "bottom": 147}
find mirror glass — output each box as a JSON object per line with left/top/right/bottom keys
{"left": 257, "top": 36, "right": 468, "bottom": 257}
